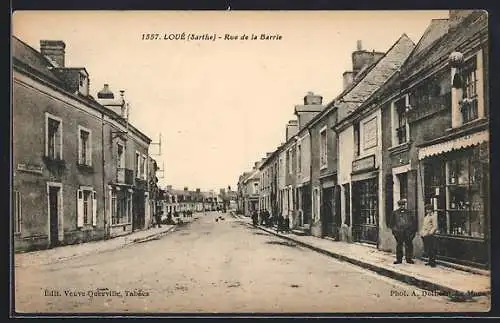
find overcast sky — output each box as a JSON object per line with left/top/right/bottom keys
{"left": 13, "top": 10, "right": 449, "bottom": 192}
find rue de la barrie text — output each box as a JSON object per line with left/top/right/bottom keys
{"left": 141, "top": 33, "right": 283, "bottom": 41}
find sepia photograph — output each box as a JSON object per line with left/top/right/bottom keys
{"left": 11, "top": 9, "right": 491, "bottom": 314}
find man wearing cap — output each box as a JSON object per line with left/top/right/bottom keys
{"left": 420, "top": 204, "right": 439, "bottom": 267}
{"left": 390, "top": 199, "right": 417, "bottom": 264}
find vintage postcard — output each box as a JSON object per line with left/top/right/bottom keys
{"left": 11, "top": 10, "right": 490, "bottom": 315}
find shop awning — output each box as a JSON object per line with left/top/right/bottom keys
{"left": 418, "top": 130, "right": 489, "bottom": 160}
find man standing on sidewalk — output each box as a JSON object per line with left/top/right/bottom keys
{"left": 420, "top": 204, "right": 438, "bottom": 267}
{"left": 390, "top": 199, "right": 417, "bottom": 264}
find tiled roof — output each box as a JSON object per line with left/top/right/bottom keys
{"left": 336, "top": 33, "right": 416, "bottom": 122}
{"left": 401, "top": 10, "right": 487, "bottom": 80}
{"left": 12, "top": 36, "right": 61, "bottom": 83}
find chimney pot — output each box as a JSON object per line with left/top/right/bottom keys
{"left": 357, "top": 40, "right": 363, "bottom": 51}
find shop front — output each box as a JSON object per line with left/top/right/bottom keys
{"left": 418, "top": 131, "right": 489, "bottom": 267}
{"left": 320, "top": 176, "right": 341, "bottom": 239}
{"left": 351, "top": 155, "right": 379, "bottom": 245}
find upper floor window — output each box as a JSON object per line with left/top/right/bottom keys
{"left": 135, "top": 152, "right": 141, "bottom": 178}
{"left": 141, "top": 155, "right": 147, "bottom": 179}
{"left": 297, "top": 144, "right": 302, "bottom": 173}
{"left": 353, "top": 122, "right": 360, "bottom": 157}
{"left": 78, "top": 126, "right": 92, "bottom": 166}
{"left": 320, "top": 127, "right": 327, "bottom": 168}
{"left": 287, "top": 150, "right": 292, "bottom": 174}
{"left": 460, "top": 57, "right": 478, "bottom": 123}
{"left": 45, "top": 113, "right": 63, "bottom": 160}
{"left": 393, "top": 96, "right": 409, "bottom": 145}
{"left": 117, "top": 143, "right": 125, "bottom": 169}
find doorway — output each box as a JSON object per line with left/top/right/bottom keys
{"left": 47, "top": 184, "right": 62, "bottom": 247}
{"left": 352, "top": 178, "right": 378, "bottom": 245}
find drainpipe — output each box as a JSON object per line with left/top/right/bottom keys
{"left": 308, "top": 127, "right": 313, "bottom": 229}
{"left": 101, "top": 111, "right": 108, "bottom": 240}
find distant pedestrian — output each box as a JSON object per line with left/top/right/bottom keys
{"left": 277, "top": 213, "right": 285, "bottom": 233}
{"left": 421, "top": 204, "right": 438, "bottom": 267}
{"left": 154, "top": 210, "right": 162, "bottom": 228}
{"left": 390, "top": 199, "right": 417, "bottom": 264}
{"left": 252, "top": 210, "right": 258, "bottom": 226}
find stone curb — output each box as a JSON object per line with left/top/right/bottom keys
{"left": 129, "top": 225, "right": 177, "bottom": 244}
{"left": 245, "top": 222, "right": 490, "bottom": 299}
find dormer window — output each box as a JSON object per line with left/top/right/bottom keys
{"left": 78, "top": 72, "right": 89, "bottom": 96}
{"left": 79, "top": 73, "right": 86, "bottom": 87}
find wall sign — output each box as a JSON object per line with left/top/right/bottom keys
{"left": 352, "top": 155, "right": 376, "bottom": 173}
{"left": 363, "top": 116, "right": 378, "bottom": 149}
{"left": 17, "top": 163, "right": 43, "bottom": 174}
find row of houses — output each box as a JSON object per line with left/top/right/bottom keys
{"left": 13, "top": 36, "right": 161, "bottom": 251}
{"left": 158, "top": 186, "right": 237, "bottom": 215}
{"left": 237, "top": 10, "right": 489, "bottom": 268}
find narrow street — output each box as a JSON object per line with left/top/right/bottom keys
{"left": 15, "top": 212, "right": 489, "bottom": 313}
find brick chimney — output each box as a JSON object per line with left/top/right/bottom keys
{"left": 40, "top": 40, "right": 66, "bottom": 67}
{"left": 286, "top": 120, "right": 299, "bottom": 141}
{"left": 304, "top": 91, "right": 323, "bottom": 105}
{"left": 342, "top": 71, "right": 355, "bottom": 90}
{"left": 166, "top": 185, "right": 173, "bottom": 191}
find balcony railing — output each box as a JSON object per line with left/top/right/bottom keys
{"left": 116, "top": 168, "right": 134, "bottom": 185}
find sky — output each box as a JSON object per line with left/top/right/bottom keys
{"left": 12, "top": 10, "right": 449, "bottom": 192}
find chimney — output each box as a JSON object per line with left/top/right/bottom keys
{"left": 97, "top": 84, "right": 114, "bottom": 99}
{"left": 40, "top": 40, "right": 66, "bottom": 67}
{"left": 286, "top": 119, "right": 299, "bottom": 141}
{"left": 304, "top": 91, "right": 323, "bottom": 105}
{"left": 184, "top": 187, "right": 188, "bottom": 191}
{"left": 342, "top": 71, "right": 354, "bottom": 90}
{"left": 449, "top": 10, "right": 476, "bottom": 30}
{"left": 357, "top": 40, "right": 363, "bottom": 51}
{"left": 166, "top": 185, "right": 172, "bottom": 191}
{"left": 351, "top": 40, "right": 385, "bottom": 76}
{"left": 196, "top": 188, "right": 201, "bottom": 193}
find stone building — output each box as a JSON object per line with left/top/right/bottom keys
{"left": 12, "top": 36, "right": 154, "bottom": 251}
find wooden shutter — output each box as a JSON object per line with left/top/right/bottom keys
{"left": 385, "top": 174, "right": 394, "bottom": 228}
{"left": 77, "top": 189, "right": 84, "bottom": 228}
{"left": 92, "top": 191, "right": 97, "bottom": 226}
{"left": 78, "top": 130, "right": 82, "bottom": 164}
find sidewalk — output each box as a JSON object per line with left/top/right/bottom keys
{"left": 241, "top": 220, "right": 490, "bottom": 299}
{"left": 15, "top": 225, "right": 176, "bottom": 268}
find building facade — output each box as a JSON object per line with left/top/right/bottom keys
{"left": 13, "top": 37, "right": 154, "bottom": 251}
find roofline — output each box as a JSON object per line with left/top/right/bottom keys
{"left": 13, "top": 61, "right": 152, "bottom": 144}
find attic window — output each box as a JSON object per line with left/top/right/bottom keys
{"left": 79, "top": 73, "right": 86, "bottom": 87}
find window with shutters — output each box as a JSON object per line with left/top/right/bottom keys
{"left": 13, "top": 190, "right": 21, "bottom": 234}
{"left": 45, "top": 113, "right": 63, "bottom": 160}
{"left": 142, "top": 155, "right": 147, "bottom": 179}
{"left": 78, "top": 126, "right": 92, "bottom": 166}
{"left": 77, "top": 188, "right": 97, "bottom": 228}
{"left": 117, "top": 143, "right": 125, "bottom": 169}
{"left": 392, "top": 96, "right": 410, "bottom": 146}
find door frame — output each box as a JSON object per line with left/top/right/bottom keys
{"left": 46, "top": 182, "right": 63, "bottom": 245}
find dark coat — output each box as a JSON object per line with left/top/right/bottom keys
{"left": 390, "top": 208, "right": 417, "bottom": 234}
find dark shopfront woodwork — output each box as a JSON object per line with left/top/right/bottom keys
{"left": 352, "top": 177, "right": 378, "bottom": 245}
{"left": 321, "top": 185, "right": 341, "bottom": 240}
{"left": 423, "top": 144, "right": 489, "bottom": 267}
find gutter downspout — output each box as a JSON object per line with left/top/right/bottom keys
{"left": 102, "top": 111, "right": 108, "bottom": 240}
{"left": 308, "top": 127, "right": 313, "bottom": 231}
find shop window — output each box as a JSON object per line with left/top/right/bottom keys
{"left": 343, "top": 184, "right": 350, "bottom": 226}
{"left": 446, "top": 147, "right": 484, "bottom": 238}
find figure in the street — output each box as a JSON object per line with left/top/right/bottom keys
{"left": 154, "top": 210, "right": 162, "bottom": 228}
{"left": 421, "top": 204, "right": 438, "bottom": 267}
{"left": 276, "top": 212, "right": 284, "bottom": 233}
{"left": 252, "top": 210, "right": 258, "bottom": 226}
{"left": 390, "top": 198, "right": 417, "bottom": 264}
